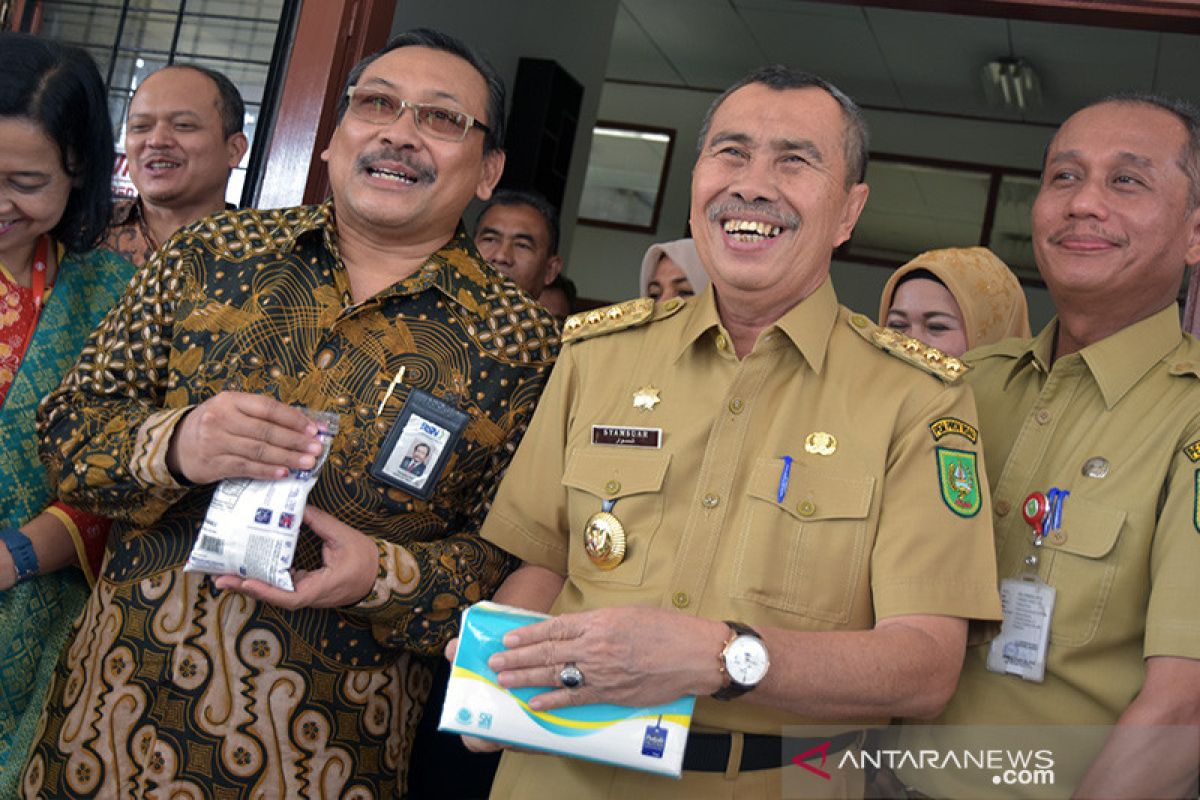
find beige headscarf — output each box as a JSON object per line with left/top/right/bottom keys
{"left": 638, "top": 238, "right": 709, "bottom": 298}
{"left": 878, "top": 247, "right": 1032, "bottom": 350}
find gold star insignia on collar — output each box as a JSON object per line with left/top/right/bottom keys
{"left": 633, "top": 386, "right": 661, "bottom": 411}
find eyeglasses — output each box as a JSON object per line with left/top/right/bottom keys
{"left": 345, "top": 87, "right": 490, "bottom": 143}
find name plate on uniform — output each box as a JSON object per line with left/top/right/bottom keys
{"left": 591, "top": 425, "right": 662, "bottom": 449}
{"left": 440, "top": 601, "right": 694, "bottom": 777}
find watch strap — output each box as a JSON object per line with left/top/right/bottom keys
{"left": 712, "top": 620, "right": 764, "bottom": 701}
{"left": 0, "top": 527, "right": 38, "bottom": 583}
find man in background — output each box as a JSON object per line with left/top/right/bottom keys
{"left": 474, "top": 188, "right": 562, "bottom": 299}
{"left": 104, "top": 64, "right": 248, "bottom": 265}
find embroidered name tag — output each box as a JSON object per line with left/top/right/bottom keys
{"left": 591, "top": 425, "right": 661, "bottom": 449}
{"left": 930, "top": 417, "right": 979, "bottom": 444}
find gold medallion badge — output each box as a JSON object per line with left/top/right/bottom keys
{"left": 584, "top": 511, "right": 627, "bottom": 569}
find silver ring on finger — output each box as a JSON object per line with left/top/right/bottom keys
{"left": 558, "top": 662, "right": 584, "bottom": 689}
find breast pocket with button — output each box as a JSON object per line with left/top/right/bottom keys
{"left": 1043, "top": 502, "right": 1126, "bottom": 647}
{"left": 561, "top": 448, "right": 671, "bottom": 586}
{"left": 732, "top": 458, "right": 875, "bottom": 624}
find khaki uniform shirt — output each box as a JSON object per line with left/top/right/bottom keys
{"left": 483, "top": 281, "right": 1001, "bottom": 798}
{"left": 902, "top": 306, "right": 1200, "bottom": 797}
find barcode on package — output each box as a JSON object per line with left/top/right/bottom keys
{"left": 198, "top": 535, "right": 224, "bottom": 554}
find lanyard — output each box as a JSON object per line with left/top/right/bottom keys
{"left": 18, "top": 235, "right": 49, "bottom": 362}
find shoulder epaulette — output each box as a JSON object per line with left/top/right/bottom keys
{"left": 561, "top": 296, "right": 684, "bottom": 344}
{"left": 847, "top": 313, "right": 969, "bottom": 384}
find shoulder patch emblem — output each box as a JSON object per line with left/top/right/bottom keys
{"left": 562, "top": 297, "right": 662, "bottom": 344}
{"left": 849, "top": 314, "right": 968, "bottom": 383}
{"left": 1184, "top": 439, "right": 1200, "bottom": 463}
{"left": 937, "top": 447, "right": 981, "bottom": 518}
{"left": 930, "top": 417, "right": 979, "bottom": 444}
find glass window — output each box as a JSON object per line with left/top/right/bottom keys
{"left": 845, "top": 159, "right": 991, "bottom": 263}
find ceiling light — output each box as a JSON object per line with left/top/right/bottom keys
{"left": 982, "top": 57, "right": 1041, "bottom": 112}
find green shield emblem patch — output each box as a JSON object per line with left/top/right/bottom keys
{"left": 937, "top": 447, "right": 981, "bottom": 517}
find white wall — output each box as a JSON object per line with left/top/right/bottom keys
{"left": 567, "top": 80, "right": 1057, "bottom": 330}
{"left": 392, "top": 1, "right": 621, "bottom": 258}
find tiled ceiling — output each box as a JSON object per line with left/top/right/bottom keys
{"left": 607, "top": 0, "right": 1200, "bottom": 124}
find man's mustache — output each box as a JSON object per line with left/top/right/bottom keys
{"left": 706, "top": 199, "right": 799, "bottom": 229}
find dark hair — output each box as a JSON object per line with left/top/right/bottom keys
{"left": 0, "top": 32, "right": 113, "bottom": 252}
{"left": 545, "top": 273, "right": 577, "bottom": 306}
{"left": 1056, "top": 92, "right": 1200, "bottom": 210}
{"left": 143, "top": 65, "right": 245, "bottom": 139}
{"left": 479, "top": 188, "right": 560, "bottom": 253}
{"left": 338, "top": 28, "right": 506, "bottom": 154}
{"left": 697, "top": 65, "right": 869, "bottom": 188}
{"left": 893, "top": 268, "right": 945, "bottom": 291}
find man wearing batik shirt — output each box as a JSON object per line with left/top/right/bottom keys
{"left": 26, "top": 29, "right": 557, "bottom": 799}
{"left": 104, "top": 64, "right": 248, "bottom": 267}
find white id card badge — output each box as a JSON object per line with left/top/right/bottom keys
{"left": 987, "top": 576, "right": 1056, "bottom": 682}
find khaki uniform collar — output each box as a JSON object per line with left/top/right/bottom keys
{"left": 674, "top": 278, "right": 838, "bottom": 373}
{"left": 281, "top": 199, "right": 493, "bottom": 321}
{"left": 1004, "top": 304, "right": 1182, "bottom": 409}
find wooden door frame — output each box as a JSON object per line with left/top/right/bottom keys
{"left": 255, "top": 0, "right": 395, "bottom": 208}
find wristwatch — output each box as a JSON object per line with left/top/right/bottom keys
{"left": 712, "top": 620, "right": 769, "bottom": 700}
{"left": 0, "top": 527, "right": 39, "bottom": 584}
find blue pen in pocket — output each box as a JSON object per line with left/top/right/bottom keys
{"left": 777, "top": 455, "right": 793, "bottom": 503}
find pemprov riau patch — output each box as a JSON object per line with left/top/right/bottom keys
{"left": 937, "top": 447, "right": 981, "bottom": 518}
{"left": 929, "top": 417, "right": 979, "bottom": 444}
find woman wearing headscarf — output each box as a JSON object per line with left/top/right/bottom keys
{"left": 638, "top": 237, "right": 709, "bottom": 302}
{"left": 879, "top": 246, "right": 1031, "bottom": 357}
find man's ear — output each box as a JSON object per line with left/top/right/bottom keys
{"left": 832, "top": 182, "right": 870, "bottom": 249}
{"left": 544, "top": 254, "right": 564, "bottom": 286}
{"left": 475, "top": 150, "right": 506, "bottom": 201}
{"left": 1185, "top": 205, "right": 1200, "bottom": 267}
{"left": 226, "top": 132, "right": 250, "bottom": 170}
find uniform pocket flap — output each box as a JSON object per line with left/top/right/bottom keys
{"left": 562, "top": 448, "right": 671, "bottom": 499}
{"left": 747, "top": 458, "right": 874, "bottom": 521}
{"left": 1044, "top": 502, "right": 1125, "bottom": 559}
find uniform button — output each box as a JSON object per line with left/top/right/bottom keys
{"left": 1035, "top": 408, "right": 1052, "bottom": 425}
{"left": 715, "top": 334, "right": 729, "bottom": 351}
{"left": 995, "top": 500, "right": 1011, "bottom": 517}
{"left": 664, "top": 299, "right": 680, "bottom": 311}
{"left": 1049, "top": 529, "right": 1068, "bottom": 546}
{"left": 672, "top": 591, "right": 690, "bottom": 609}
{"left": 729, "top": 398, "right": 745, "bottom": 414}
{"left": 702, "top": 493, "right": 720, "bottom": 509}
{"left": 851, "top": 314, "right": 869, "bottom": 328}
{"left": 796, "top": 500, "right": 816, "bottom": 517}
{"left": 605, "top": 480, "right": 621, "bottom": 495}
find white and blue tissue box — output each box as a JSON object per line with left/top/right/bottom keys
{"left": 439, "top": 601, "right": 695, "bottom": 777}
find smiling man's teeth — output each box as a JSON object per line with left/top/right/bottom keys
{"left": 722, "top": 219, "right": 782, "bottom": 240}
{"left": 367, "top": 167, "right": 416, "bottom": 184}
{"left": 148, "top": 160, "right": 179, "bottom": 169}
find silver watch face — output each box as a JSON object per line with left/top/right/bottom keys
{"left": 725, "top": 636, "right": 769, "bottom": 685}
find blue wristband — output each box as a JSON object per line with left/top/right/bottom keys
{"left": 0, "top": 527, "right": 38, "bottom": 583}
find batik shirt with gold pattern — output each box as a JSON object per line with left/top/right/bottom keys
{"left": 26, "top": 201, "right": 558, "bottom": 799}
